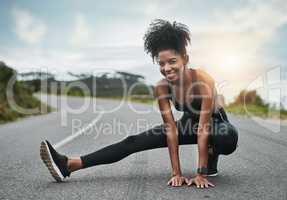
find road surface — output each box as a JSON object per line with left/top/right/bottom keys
{"left": 0, "top": 95, "right": 286, "bottom": 200}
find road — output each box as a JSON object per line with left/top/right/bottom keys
{"left": 0, "top": 94, "right": 286, "bottom": 200}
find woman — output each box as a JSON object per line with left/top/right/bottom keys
{"left": 40, "top": 19, "right": 238, "bottom": 188}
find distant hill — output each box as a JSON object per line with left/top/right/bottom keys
{"left": 19, "top": 70, "right": 154, "bottom": 98}
{"left": 0, "top": 61, "right": 51, "bottom": 124}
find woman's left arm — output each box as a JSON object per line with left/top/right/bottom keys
{"left": 187, "top": 76, "right": 216, "bottom": 188}
{"left": 197, "top": 77, "right": 215, "bottom": 169}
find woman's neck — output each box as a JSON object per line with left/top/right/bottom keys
{"left": 173, "top": 68, "right": 192, "bottom": 88}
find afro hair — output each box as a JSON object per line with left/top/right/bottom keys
{"left": 143, "top": 19, "right": 191, "bottom": 62}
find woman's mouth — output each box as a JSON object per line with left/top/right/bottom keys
{"left": 166, "top": 73, "right": 177, "bottom": 80}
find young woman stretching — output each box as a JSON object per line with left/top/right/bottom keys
{"left": 40, "top": 19, "right": 238, "bottom": 188}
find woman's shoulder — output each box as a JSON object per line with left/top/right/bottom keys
{"left": 192, "top": 67, "right": 214, "bottom": 85}
{"left": 154, "top": 78, "right": 171, "bottom": 98}
{"left": 156, "top": 78, "right": 169, "bottom": 85}
{"left": 191, "top": 68, "right": 216, "bottom": 98}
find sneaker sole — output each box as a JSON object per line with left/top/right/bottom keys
{"left": 40, "top": 141, "right": 64, "bottom": 182}
{"left": 207, "top": 173, "right": 218, "bottom": 177}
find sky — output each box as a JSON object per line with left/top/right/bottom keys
{"left": 1, "top": 0, "right": 287, "bottom": 103}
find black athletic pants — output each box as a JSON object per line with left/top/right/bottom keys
{"left": 80, "top": 108, "right": 239, "bottom": 169}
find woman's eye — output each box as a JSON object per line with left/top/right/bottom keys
{"left": 169, "top": 60, "right": 176, "bottom": 64}
{"left": 158, "top": 62, "right": 164, "bottom": 67}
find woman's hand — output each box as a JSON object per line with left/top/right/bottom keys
{"left": 187, "top": 175, "right": 215, "bottom": 188}
{"left": 167, "top": 175, "right": 189, "bottom": 187}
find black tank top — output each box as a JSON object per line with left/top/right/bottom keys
{"left": 167, "top": 68, "right": 202, "bottom": 115}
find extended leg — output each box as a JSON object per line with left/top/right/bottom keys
{"left": 79, "top": 124, "right": 167, "bottom": 168}
{"left": 76, "top": 116, "right": 197, "bottom": 170}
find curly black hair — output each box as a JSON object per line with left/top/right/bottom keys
{"left": 143, "top": 19, "right": 191, "bottom": 63}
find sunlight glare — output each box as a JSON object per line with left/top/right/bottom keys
{"left": 221, "top": 55, "right": 241, "bottom": 69}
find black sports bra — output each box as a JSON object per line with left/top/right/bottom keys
{"left": 167, "top": 68, "right": 202, "bottom": 115}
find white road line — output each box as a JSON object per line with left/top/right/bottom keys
{"left": 54, "top": 111, "right": 104, "bottom": 149}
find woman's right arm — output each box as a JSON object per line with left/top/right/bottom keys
{"left": 154, "top": 79, "right": 182, "bottom": 177}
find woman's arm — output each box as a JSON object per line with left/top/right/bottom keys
{"left": 197, "top": 96, "right": 213, "bottom": 169}
{"left": 185, "top": 70, "right": 216, "bottom": 188}
{"left": 196, "top": 70, "right": 215, "bottom": 170}
{"left": 154, "top": 79, "right": 182, "bottom": 176}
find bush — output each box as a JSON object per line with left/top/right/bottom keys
{"left": 0, "top": 61, "right": 51, "bottom": 124}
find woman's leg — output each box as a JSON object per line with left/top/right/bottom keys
{"left": 79, "top": 124, "right": 167, "bottom": 169}
{"left": 70, "top": 115, "right": 197, "bottom": 171}
{"left": 210, "top": 108, "right": 239, "bottom": 155}
{"left": 68, "top": 108, "right": 238, "bottom": 173}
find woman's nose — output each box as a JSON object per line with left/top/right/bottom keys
{"left": 164, "top": 64, "right": 172, "bottom": 72}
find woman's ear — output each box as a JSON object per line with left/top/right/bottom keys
{"left": 183, "top": 54, "right": 189, "bottom": 66}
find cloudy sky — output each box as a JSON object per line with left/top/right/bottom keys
{"left": 1, "top": 0, "right": 286, "bottom": 102}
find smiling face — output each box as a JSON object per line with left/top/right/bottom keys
{"left": 157, "top": 49, "right": 188, "bottom": 83}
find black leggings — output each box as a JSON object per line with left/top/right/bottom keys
{"left": 80, "top": 108, "right": 239, "bottom": 169}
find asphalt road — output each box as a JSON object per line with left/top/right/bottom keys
{"left": 0, "top": 94, "right": 286, "bottom": 200}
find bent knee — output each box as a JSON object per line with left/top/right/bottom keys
{"left": 212, "top": 122, "right": 239, "bottom": 155}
